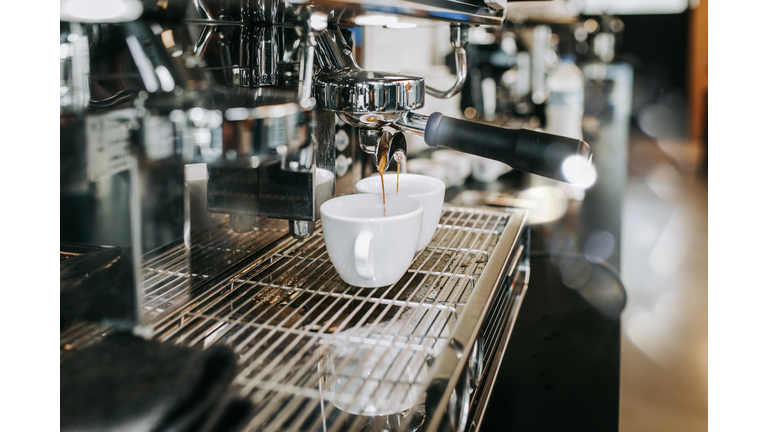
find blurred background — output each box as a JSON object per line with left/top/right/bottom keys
{"left": 358, "top": 0, "right": 708, "bottom": 430}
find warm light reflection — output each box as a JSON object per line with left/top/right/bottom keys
{"left": 62, "top": 0, "right": 143, "bottom": 23}
{"left": 160, "top": 29, "right": 175, "bottom": 48}
{"left": 169, "top": 109, "right": 185, "bottom": 123}
{"left": 154, "top": 65, "right": 175, "bottom": 92}
{"left": 561, "top": 155, "right": 591, "bottom": 184}
{"left": 354, "top": 15, "right": 398, "bottom": 26}
{"left": 225, "top": 107, "right": 249, "bottom": 122}
{"left": 125, "top": 35, "right": 159, "bottom": 92}
{"left": 310, "top": 12, "right": 328, "bottom": 31}
{"left": 253, "top": 103, "right": 298, "bottom": 119}
{"left": 517, "top": 186, "right": 568, "bottom": 224}
{"left": 574, "top": 164, "right": 597, "bottom": 189}
{"left": 189, "top": 107, "right": 204, "bottom": 122}
{"left": 584, "top": 18, "right": 600, "bottom": 33}
{"left": 205, "top": 111, "right": 223, "bottom": 128}
{"left": 469, "top": 27, "right": 495, "bottom": 45}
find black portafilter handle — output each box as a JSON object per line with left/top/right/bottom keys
{"left": 423, "top": 112, "right": 593, "bottom": 183}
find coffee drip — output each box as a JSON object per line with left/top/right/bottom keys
{"left": 395, "top": 152, "right": 404, "bottom": 194}
{"left": 374, "top": 131, "right": 408, "bottom": 215}
{"left": 376, "top": 138, "right": 389, "bottom": 205}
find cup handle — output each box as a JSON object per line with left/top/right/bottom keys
{"left": 354, "top": 231, "right": 375, "bottom": 279}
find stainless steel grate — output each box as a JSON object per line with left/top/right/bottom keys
{"left": 60, "top": 205, "right": 527, "bottom": 432}
{"left": 141, "top": 217, "right": 289, "bottom": 320}
{"left": 149, "top": 206, "right": 522, "bottom": 432}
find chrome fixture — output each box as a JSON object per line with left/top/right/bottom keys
{"left": 60, "top": 2, "right": 581, "bottom": 432}
{"left": 311, "top": 20, "right": 592, "bottom": 182}
{"left": 425, "top": 23, "right": 469, "bottom": 99}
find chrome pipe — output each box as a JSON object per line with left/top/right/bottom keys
{"left": 315, "top": 27, "right": 359, "bottom": 71}
{"left": 297, "top": 11, "right": 326, "bottom": 109}
{"left": 394, "top": 111, "right": 430, "bottom": 137}
{"left": 193, "top": 25, "right": 213, "bottom": 58}
{"left": 194, "top": 0, "right": 214, "bottom": 20}
{"left": 298, "top": 36, "right": 317, "bottom": 108}
{"left": 425, "top": 24, "right": 469, "bottom": 99}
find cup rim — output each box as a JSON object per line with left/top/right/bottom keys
{"left": 356, "top": 173, "right": 446, "bottom": 199}
{"left": 320, "top": 193, "right": 423, "bottom": 223}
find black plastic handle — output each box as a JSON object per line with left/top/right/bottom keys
{"left": 424, "top": 112, "right": 592, "bottom": 183}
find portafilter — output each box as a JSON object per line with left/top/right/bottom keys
{"left": 313, "top": 23, "right": 592, "bottom": 183}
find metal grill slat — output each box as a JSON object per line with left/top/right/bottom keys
{"left": 60, "top": 206, "right": 526, "bottom": 432}
{"left": 310, "top": 210, "right": 505, "bottom": 432}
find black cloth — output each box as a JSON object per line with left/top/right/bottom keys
{"left": 60, "top": 247, "right": 136, "bottom": 329}
{"left": 60, "top": 332, "right": 245, "bottom": 432}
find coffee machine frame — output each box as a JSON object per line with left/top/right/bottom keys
{"left": 60, "top": 2, "right": 549, "bottom": 431}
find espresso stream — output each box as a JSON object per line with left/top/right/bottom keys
{"left": 376, "top": 142, "right": 388, "bottom": 205}
{"left": 376, "top": 148, "right": 403, "bottom": 214}
{"left": 397, "top": 159, "right": 401, "bottom": 193}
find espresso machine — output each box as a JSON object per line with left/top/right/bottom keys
{"left": 60, "top": 1, "right": 594, "bottom": 431}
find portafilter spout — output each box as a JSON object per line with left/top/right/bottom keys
{"left": 358, "top": 129, "right": 407, "bottom": 173}
{"left": 313, "top": 25, "right": 420, "bottom": 172}
{"left": 375, "top": 131, "right": 407, "bottom": 173}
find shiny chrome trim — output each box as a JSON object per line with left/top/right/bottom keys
{"left": 193, "top": 25, "right": 213, "bottom": 57}
{"left": 194, "top": 0, "right": 215, "bottom": 20}
{"left": 423, "top": 210, "right": 528, "bottom": 432}
{"left": 61, "top": 206, "right": 527, "bottom": 431}
{"left": 426, "top": 24, "right": 469, "bottom": 99}
{"left": 300, "top": 0, "right": 505, "bottom": 26}
{"left": 468, "top": 246, "right": 527, "bottom": 432}
{"left": 314, "top": 27, "right": 359, "bottom": 72}
{"left": 314, "top": 69, "right": 425, "bottom": 113}
{"left": 395, "top": 111, "right": 430, "bottom": 137}
{"left": 313, "top": 26, "right": 425, "bottom": 114}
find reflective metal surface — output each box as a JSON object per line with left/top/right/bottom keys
{"left": 60, "top": 2, "right": 535, "bottom": 431}
{"left": 315, "top": 69, "right": 425, "bottom": 114}
{"left": 375, "top": 131, "right": 407, "bottom": 172}
{"left": 314, "top": 27, "right": 425, "bottom": 114}
{"left": 425, "top": 24, "right": 469, "bottom": 99}
{"left": 358, "top": 128, "right": 381, "bottom": 154}
{"left": 296, "top": 0, "right": 506, "bottom": 26}
{"left": 61, "top": 206, "right": 528, "bottom": 432}
{"left": 289, "top": 219, "right": 316, "bottom": 239}
{"left": 395, "top": 112, "right": 431, "bottom": 137}
{"left": 185, "top": 0, "right": 505, "bottom": 25}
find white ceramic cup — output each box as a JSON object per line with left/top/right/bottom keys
{"left": 320, "top": 194, "right": 423, "bottom": 288}
{"left": 356, "top": 174, "right": 445, "bottom": 251}
{"left": 431, "top": 150, "right": 472, "bottom": 187}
